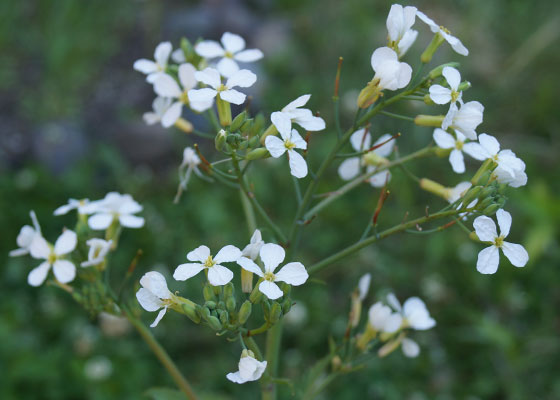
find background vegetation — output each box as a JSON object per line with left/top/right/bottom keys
{"left": 1, "top": 0, "right": 559, "bottom": 399}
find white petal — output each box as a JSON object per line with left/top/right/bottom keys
{"left": 265, "top": 136, "right": 287, "bottom": 158}
{"left": 449, "top": 149, "right": 465, "bottom": 173}
{"left": 338, "top": 157, "right": 361, "bottom": 181}
{"left": 188, "top": 88, "right": 217, "bottom": 104}
{"left": 369, "top": 170, "right": 390, "bottom": 188}
{"left": 53, "top": 259, "right": 76, "bottom": 283}
{"left": 395, "top": 62, "right": 412, "bottom": 88}
{"left": 402, "top": 338, "right": 420, "bottom": 358}
{"left": 150, "top": 307, "right": 167, "bottom": 328}
{"left": 271, "top": 112, "right": 292, "bottom": 138}
{"left": 140, "top": 271, "right": 171, "bottom": 299}
{"left": 221, "top": 32, "right": 245, "bottom": 53}
{"left": 383, "top": 313, "right": 403, "bottom": 333}
{"left": 217, "top": 57, "right": 239, "bottom": 78}
{"left": 187, "top": 245, "right": 211, "bottom": 262}
{"left": 403, "top": 297, "right": 427, "bottom": 316}
{"left": 275, "top": 262, "right": 308, "bottom": 286}
{"left": 143, "top": 112, "right": 160, "bottom": 125}
{"left": 226, "top": 371, "right": 246, "bottom": 384}
{"left": 398, "top": 29, "right": 417, "bottom": 56}
{"left": 478, "top": 134, "right": 500, "bottom": 156}
{"left": 416, "top": 10, "right": 439, "bottom": 32}
{"left": 358, "top": 273, "right": 371, "bottom": 300}
{"left": 178, "top": 63, "right": 198, "bottom": 90}
{"left": 442, "top": 67, "right": 461, "bottom": 91}
{"left": 442, "top": 102, "right": 458, "bottom": 131}
{"left": 154, "top": 74, "right": 182, "bottom": 98}
{"left": 214, "top": 245, "right": 242, "bottom": 264}
{"left": 288, "top": 150, "right": 308, "bottom": 179}
{"left": 133, "top": 59, "right": 157, "bottom": 74}
{"left": 28, "top": 262, "right": 51, "bottom": 287}
{"left": 433, "top": 128, "right": 455, "bottom": 149}
{"left": 496, "top": 209, "right": 512, "bottom": 238}
{"left": 234, "top": 49, "right": 263, "bottom": 62}
{"left": 219, "top": 89, "right": 246, "bottom": 105}
{"left": 119, "top": 214, "right": 145, "bottom": 228}
{"left": 259, "top": 280, "right": 283, "bottom": 300}
{"left": 154, "top": 42, "right": 172, "bottom": 67}
{"left": 195, "top": 41, "right": 225, "bottom": 58}
{"left": 477, "top": 246, "right": 500, "bottom": 274}
{"left": 30, "top": 236, "right": 51, "bottom": 259}
{"left": 283, "top": 94, "right": 310, "bottom": 111}
{"left": 350, "top": 129, "right": 372, "bottom": 151}
{"left": 462, "top": 143, "right": 488, "bottom": 161}
{"left": 501, "top": 242, "right": 529, "bottom": 268}
{"left": 473, "top": 216, "right": 498, "bottom": 242}
{"left": 429, "top": 85, "right": 452, "bottom": 105}
{"left": 136, "top": 287, "right": 164, "bottom": 312}
{"left": 161, "top": 102, "right": 183, "bottom": 128}
{"left": 442, "top": 31, "right": 469, "bottom": 56}
{"left": 88, "top": 213, "right": 114, "bottom": 230}
{"left": 194, "top": 68, "right": 222, "bottom": 88}
{"left": 294, "top": 115, "right": 326, "bottom": 131}
{"left": 386, "top": 4, "right": 405, "bottom": 41}
{"left": 208, "top": 265, "right": 234, "bottom": 286}
{"left": 237, "top": 257, "right": 264, "bottom": 277}
{"left": 54, "top": 230, "right": 77, "bottom": 255}
{"left": 386, "top": 293, "right": 402, "bottom": 311}
{"left": 371, "top": 47, "right": 397, "bottom": 71}
{"left": 289, "top": 130, "right": 307, "bottom": 150}
{"left": 171, "top": 48, "right": 186, "bottom": 63}
{"left": 173, "top": 262, "right": 205, "bottom": 281}
{"left": 259, "top": 243, "right": 285, "bottom": 273}
{"left": 226, "top": 69, "right": 257, "bottom": 88}
{"left": 53, "top": 203, "right": 74, "bottom": 216}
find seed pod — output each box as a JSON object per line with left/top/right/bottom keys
{"left": 230, "top": 111, "right": 247, "bottom": 132}
{"left": 238, "top": 300, "right": 252, "bottom": 324}
{"left": 202, "top": 306, "right": 212, "bottom": 320}
{"left": 268, "top": 302, "right": 282, "bottom": 324}
{"left": 281, "top": 298, "right": 292, "bottom": 314}
{"left": 206, "top": 316, "right": 223, "bottom": 331}
{"left": 204, "top": 301, "right": 217, "bottom": 309}
{"left": 245, "top": 148, "right": 270, "bottom": 161}
{"left": 226, "top": 297, "right": 236, "bottom": 313}
{"left": 203, "top": 284, "right": 217, "bottom": 302}
{"left": 482, "top": 204, "right": 500, "bottom": 216}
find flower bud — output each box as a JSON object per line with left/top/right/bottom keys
{"left": 215, "top": 129, "right": 227, "bottom": 151}
{"left": 267, "top": 302, "right": 282, "bottom": 324}
{"left": 428, "top": 62, "right": 460, "bottom": 79}
{"left": 226, "top": 297, "right": 236, "bottom": 313}
{"left": 240, "top": 119, "right": 254, "bottom": 135}
{"left": 219, "top": 310, "right": 229, "bottom": 325}
{"left": 204, "top": 300, "right": 217, "bottom": 309}
{"left": 216, "top": 97, "right": 232, "bottom": 127}
{"left": 357, "top": 77, "right": 382, "bottom": 109}
{"left": 461, "top": 186, "right": 483, "bottom": 206}
{"left": 259, "top": 123, "right": 278, "bottom": 145}
{"left": 482, "top": 204, "right": 500, "bottom": 216}
{"left": 223, "top": 282, "right": 234, "bottom": 299}
{"left": 249, "top": 285, "right": 263, "bottom": 304}
{"left": 217, "top": 300, "right": 226, "bottom": 310}
{"left": 203, "top": 284, "right": 217, "bottom": 302}
{"left": 230, "top": 111, "right": 247, "bottom": 132}
{"left": 414, "top": 114, "right": 445, "bottom": 127}
{"left": 474, "top": 171, "right": 492, "bottom": 186}
{"left": 378, "top": 334, "right": 403, "bottom": 357}
{"left": 248, "top": 136, "right": 260, "bottom": 148}
{"left": 206, "top": 315, "right": 223, "bottom": 331}
{"left": 245, "top": 148, "right": 270, "bottom": 161}
{"left": 279, "top": 282, "right": 291, "bottom": 297}
{"left": 238, "top": 300, "right": 252, "bottom": 324}
{"left": 478, "top": 196, "right": 494, "bottom": 210}
{"left": 423, "top": 94, "right": 434, "bottom": 105}
{"left": 250, "top": 114, "right": 266, "bottom": 137}
{"left": 458, "top": 81, "right": 471, "bottom": 91}
{"left": 281, "top": 298, "right": 292, "bottom": 314}
{"left": 477, "top": 186, "right": 496, "bottom": 201}
{"left": 420, "top": 178, "right": 448, "bottom": 200}
{"left": 182, "top": 302, "right": 201, "bottom": 324}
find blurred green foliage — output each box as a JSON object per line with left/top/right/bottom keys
{"left": 1, "top": 0, "right": 559, "bottom": 399}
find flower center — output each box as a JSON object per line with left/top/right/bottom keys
{"left": 204, "top": 256, "right": 216, "bottom": 268}
{"left": 224, "top": 51, "right": 234, "bottom": 58}
{"left": 455, "top": 140, "right": 463, "bottom": 150}
{"left": 217, "top": 84, "right": 227, "bottom": 92}
{"left": 48, "top": 252, "right": 57, "bottom": 264}
{"left": 180, "top": 91, "right": 190, "bottom": 104}
{"left": 494, "top": 235, "right": 504, "bottom": 248}
{"left": 263, "top": 272, "right": 275, "bottom": 282}
{"left": 440, "top": 26, "right": 450, "bottom": 34}
{"left": 451, "top": 90, "right": 460, "bottom": 103}
{"left": 284, "top": 140, "right": 296, "bottom": 150}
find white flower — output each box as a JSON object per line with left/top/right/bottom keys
{"left": 242, "top": 229, "right": 264, "bottom": 260}
{"left": 153, "top": 63, "right": 214, "bottom": 127}
{"left": 171, "top": 48, "right": 185, "bottom": 63}
{"left": 237, "top": 243, "right": 309, "bottom": 300}
{"left": 367, "top": 302, "right": 403, "bottom": 333}
{"left": 463, "top": 134, "right": 527, "bottom": 188}
{"left": 195, "top": 32, "right": 263, "bottom": 78}
{"left": 226, "top": 350, "right": 267, "bottom": 384}
{"left": 442, "top": 100, "right": 484, "bottom": 140}
{"left": 265, "top": 126, "right": 308, "bottom": 179}
{"left": 174, "top": 245, "right": 242, "bottom": 286}
{"left": 447, "top": 181, "right": 472, "bottom": 203}
{"left": 416, "top": 11, "right": 469, "bottom": 56}
{"left": 270, "top": 95, "right": 326, "bottom": 134}
{"left": 133, "top": 42, "right": 172, "bottom": 83}
{"left": 358, "top": 273, "right": 372, "bottom": 301}
{"left": 338, "top": 129, "right": 395, "bottom": 187}
{"left": 473, "top": 209, "right": 529, "bottom": 274}
{"left": 433, "top": 128, "right": 473, "bottom": 173}
{"left": 371, "top": 47, "right": 412, "bottom": 91}
{"left": 143, "top": 97, "right": 173, "bottom": 127}
{"left": 28, "top": 230, "right": 77, "bottom": 286}
{"left": 188, "top": 67, "right": 256, "bottom": 106}
{"left": 429, "top": 66, "right": 463, "bottom": 107}
{"left": 136, "top": 271, "right": 173, "bottom": 327}
{"left": 177, "top": 147, "right": 203, "bottom": 193}
{"left": 387, "top": 293, "right": 436, "bottom": 330}
{"left": 88, "top": 192, "right": 145, "bottom": 230}
{"left": 81, "top": 238, "right": 113, "bottom": 268}
{"left": 53, "top": 198, "right": 97, "bottom": 216}
{"left": 401, "top": 337, "right": 420, "bottom": 358}
{"left": 386, "top": 4, "right": 418, "bottom": 57}
{"left": 10, "top": 210, "right": 41, "bottom": 257}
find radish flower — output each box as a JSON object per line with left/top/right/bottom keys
{"left": 265, "top": 126, "right": 308, "bottom": 179}
{"left": 28, "top": 230, "right": 77, "bottom": 286}
{"left": 270, "top": 95, "right": 326, "bottom": 134}
{"left": 386, "top": 4, "right": 418, "bottom": 57}
{"left": 136, "top": 271, "right": 174, "bottom": 327}
{"left": 442, "top": 101, "right": 484, "bottom": 140}
{"left": 133, "top": 42, "right": 172, "bottom": 83}
{"left": 88, "top": 192, "right": 145, "bottom": 230}
{"left": 188, "top": 67, "right": 256, "bottom": 105}
{"left": 174, "top": 245, "right": 242, "bottom": 286}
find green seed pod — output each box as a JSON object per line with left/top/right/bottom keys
{"left": 238, "top": 300, "right": 252, "bottom": 324}
{"left": 458, "top": 81, "right": 471, "bottom": 91}
{"left": 219, "top": 310, "right": 229, "bottom": 325}
{"left": 461, "top": 186, "right": 483, "bottom": 206}
{"left": 223, "top": 282, "right": 234, "bottom": 299}
{"left": 203, "top": 284, "right": 217, "bottom": 302}
{"left": 182, "top": 303, "right": 201, "bottom": 324}
{"left": 268, "top": 302, "right": 282, "bottom": 324}
{"left": 282, "top": 298, "right": 292, "bottom": 314}
{"left": 206, "top": 316, "right": 223, "bottom": 331}
{"left": 226, "top": 297, "right": 236, "bottom": 313}
{"left": 204, "top": 301, "right": 217, "bottom": 309}
{"left": 230, "top": 111, "right": 247, "bottom": 132}
{"left": 245, "top": 148, "right": 270, "bottom": 161}
{"left": 202, "top": 306, "right": 212, "bottom": 320}
{"left": 482, "top": 204, "right": 501, "bottom": 216}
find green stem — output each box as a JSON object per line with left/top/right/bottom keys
{"left": 308, "top": 208, "right": 460, "bottom": 275}
{"left": 124, "top": 308, "right": 199, "bottom": 400}
{"left": 245, "top": 336, "right": 264, "bottom": 361}
{"left": 240, "top": 188, "right": 257, "bottom": 232}
{"left": 262, "top": 321, "right": 284, "bottom": 400}
{"left": 380, "top": 110, "right": 415, "bottom": 122}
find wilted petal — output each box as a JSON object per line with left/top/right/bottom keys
{"left": 259, "top": 280, "right": 283, "bottom": 300}
{"left": 226, "top": 371, "right": 246, "bottom": 384}
{"left": 150, "top": 307, "right": 167, "bottom": 328}
{"left": 477, "top": 245, "right": 499, "bottom": 274}
{"left": 28, "top": 262, "right": 51, "bottom": 287}
{"left": 275, "top": 262, "right": 308, "bottom": 286}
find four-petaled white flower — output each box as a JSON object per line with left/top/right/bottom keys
{"left": 10, "top": 210, "right": 41, "bottom": 257}
{"left": 387, "top": 293, "right": 436, "bottom": 330}
{"left": 370, "top": 47, "right": 413, "bottom": 91}
{"left": 136, "top": 271, "right": 174, "bottom": 327}
{"left": 358, "top": 273, "right": 372, "bottom": 301}
{"left": 81, "top": 238, "right": 113, "bottom": 268}
{"left": 442, "top": 100, "right": 484, "bottom": 140}
{"left": 177, "top": 146, "right": 203, "bottom": 193}
{"left": 429, "top": 66, "right": 463, "bottom": 109}
{"left": 174, "top": 245, "right": 242, "bottom": 286}
{"left": 188, "top": 68, "right": 256, "bottom": 105}
{"left": 463, "top": 133, "right": 527, "bottom": 188}
{"left": 226, "top": 349, "right": 267, "bottom": 384}
{"left": 433, "top": 128, "right": 473, "bottom": 173}
{"left": 386, "top": 4, "right": 418, "bottom": 57}
{"left": 338, "top": 129, "right": 395, "bottom": 187}
{"left": 133, "top": 42, "right": 172, "bottom": 83}
{"left": 473, "top": 209, "right": 529, "bottom": 274}
{"left": 195, "top": 32, "right": 263, "bottom": 78}
{"left": 265, "top": 125, "right": 308, "bottom": 179}
{"left": 242, "top": 229, "right": 265, "bottom": 260}
{"left": 153, "top": 63, "right": 213, "bottom": 127}
{"left": 143, "top": 97, "right": 173, "bottom": 127}
{"left": 237, "top": 243, "right": 309, "bottom": 300}
{"left": 270, "top": 95, "right": 326, "bottom": 134}
{"left": 54, "top": 198, "right": 96, "bottom": 216}
{"left": 367, "top": 302, "right": 403, "bottom": 333}
{"left": 88, "top": 192, "right": 145, "bottom": 230}
{"left": 28, "top": 230, "right": 77, "bottom": 286}
{"left": 416, "top": 11, "right": 469, "bottom": 56}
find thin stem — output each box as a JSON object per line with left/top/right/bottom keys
{"left": 245, "top": 337, "right": 264, "bottom": 361}
{"left": 240, "top": 189, "right": 257, "bottom": 233}
{"left": 292, "top": 176, "right": 303, "bottom": 205}
{"left": 380, "top": 110, "right": 415, "bottom": 122}
{"left": 262, "top": 321, "right": 283, "bottom": 400}
{"left": 123, "top": 308, "right": 198, "bottom": 400}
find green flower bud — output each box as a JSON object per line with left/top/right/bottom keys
{"left": 219, "top": 310, "right": 229, "bottom": 325}
{"left": 279, "top": 282, "right": 291, "bottom": 297}
{"left": 478, "top": 186, "right": 495, "bottom": 201}
{"left": 238, "top": 140, "right": 249, "bottom": 150}
{"left": 215, "top": 129, "right": 227, "bottom": 151}
{"left": 249, "top": 281, "right": 263, "bottom": 304}
{"left": 414, "top": 114, "right": 445, "bottom": 127}
{"left": 262, "top": 301, "right": 271, "bottom": 320}
{"left": 469, "top": 231, "right": 480, "bottom": 242}
{"left": 240, "top": 119, "right": 254, "bottom": 135}
{"left": 217, "top": 300, "right": 226, "bottom": 310}
{"left": 245, "top": 148, "right": 270, "bottom": 161}
{"left": 204, "top": 301, "right": 217, "bottom": 309}
{"left": 495, "top": 196, "right": 507, "bottom": 209}
{"left": 226, "top": 297, "right": 236, "bottom": 313}
{"left": 223, "top": 282, "right": 234, "bottom": 299}
{"left": 474, "top": 171, "right": 492, "bottom": 186}
{"left": 458, "top": 81, "right": 471, "bottom": 91}
{"left": 212, "top": 285, "right": 222, "bottom": 296}
{"left": 461, "top": 186, "right": 483, "bottom": 206}
{"left": 203, "top": 284, "right": 217, "bottom": 302}
{"left": 182, "top": 303, "right": 201, "bottom": 324}
{"left": 230, "top": 111, "right": 247, "bottom": 132}
{"left": 428, "top": 62, "right": 460, "bottom": 79}
{"left": 478, "top": 196, "right": 494, "bottom": 210}
{"left": 268, "top": 302, "right": 282, "bottom": 324}
{"left": 206, "top": 316, "right": 223, "bottom": 331}
{"left": 248, "top": 136, "right": 260, "bottom": 148}
{"left": 281, "top": 298, "right": 292, "bottom": 314}
{"left": 238, "top": 300, "right": 252, "bottom": 324}
{"left": 251, "top": 114, "right": 265, "bottom": 137}
{"left": 482, "top": 204, "right": 500, "bottom": 216}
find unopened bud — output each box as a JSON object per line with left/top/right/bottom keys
{"left": 181, "top": 302, "right": 201, "bottom": 323}
{"left": 251, "top": 114, "right": 266, "bottom": 138}
{"left": 281, "top": 298, "right": 292, "bottom": 314}
{"left": 238, "top": 300, "right": 252, "bottom": 324}
{"left": 414, "top": 114, "right": 445, "bottom": 127}
{"left": 217, "top": 300, "right": 225, "bottom": 310}
{"left": 268, "top": 302, "right": 282, "bottom": 324}
{"left": 420, "top": 178, "right": 448, "bottom": 200}
{"left": 206, "top": 315, "right": 222, "bottom": 331}
{"left": 478, "top": 196, "right": 494, "bottom": 210}
{"left": 203, "top": 284, "right": 217, "bottom": 302}
{"left": 240, "top": 119, "right": 254, "bottom": 135}
{"left": 331, "top": 356, "right": 342, "bottom": 371}
{"left": 226, "top": 297, "right": 236, "bottom": 313}
{"left": 482, "top": 204, "right": 500, "bottom": 216}
{"left": 248, "top": 136, "right": 260, "bottom": 148}
{"left": 262, "top": 301, "right": 271, "bottom": 320}
{"left": 357, "top": 77, "right": 382, "bottom": 109}
{"left": 219, "top": 310, "right": 229, "bottom": 325}
{"left": 478, "top": 186, "right": 495, "bottom": 201}
{"left": 224, "top": 282, "right": 234, "bottom": 299}
{"left": 279, "top": 282, "right": 291, "bottom": 297}
{"left": 249, "top": 287, "right": 263, "bottom": 304}
{"left": 204, "top": 300, "right": 216, "bottom": 309}
{"left": 461, "top": 186, "right": 483, "bottom": 206}
{"left": 259, "top": 123, "right": 278, "bottom": 145}
{"left": 421, "top": 33, "right": 445, "bottom": 63}
{"left": 230, "top": 111, "right": 247, "bottom": 131}
{"left": 428, "top": 62, "right": 460, "bottom": 79}
{"left": 215, "top": 129, "right": 227, "bottom": 151}
{"left": 245, "top": 148, "right": 270, "bottom": 161}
